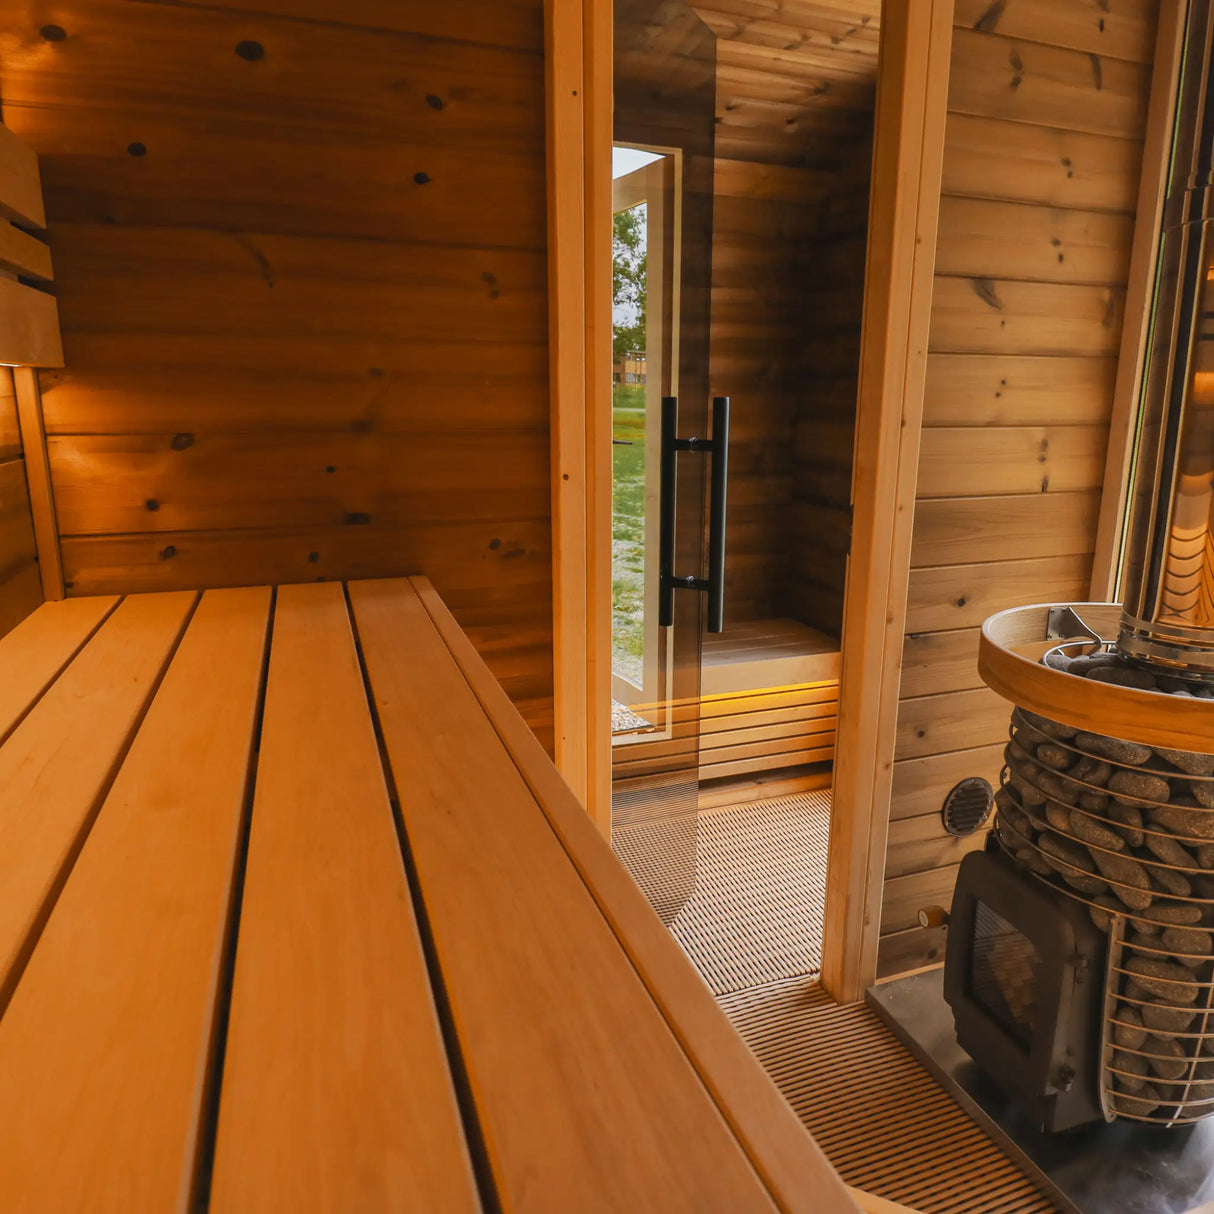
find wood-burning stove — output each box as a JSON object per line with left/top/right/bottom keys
{"left": 945, "top": 847, "right": 1106, "bottom": 1131}
{"left": 943, "top": 0, "right": 1214, "bottom": 1132}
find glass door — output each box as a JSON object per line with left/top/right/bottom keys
{"left": 609, "top": 0, "right": 719, "bottom": 922}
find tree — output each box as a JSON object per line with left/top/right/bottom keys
{"left": 613, "top": 205, "right": 647, "bottom": 362}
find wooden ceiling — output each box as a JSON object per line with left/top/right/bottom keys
{"left": 690, "top": 0, "right": 881, "bottom": 167}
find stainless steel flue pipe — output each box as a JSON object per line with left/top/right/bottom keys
{"left": 1119, "top": 0, "right": 1214, "bottom": 677}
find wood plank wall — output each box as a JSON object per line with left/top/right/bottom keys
{"left": 877, "top": 0, "right": 1158, "bottom": 978}
{"left": 0, "top": 0, "right": 555, "bottom": 745}
{"left": 0, "top": 369, "right": 42, "bottom": 639}
{"left": 712, "top": 158, "right": 825, "bottom": 623}
{"left": 706, "top": 2, "right": 878, "bottom": 632}
{"left": 789, "top": 131, "right": 873, "bottom": 637}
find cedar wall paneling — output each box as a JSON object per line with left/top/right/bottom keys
{"left": 877, "top": 0, "right": 1158, "bottom": 978}
{"left": 0, "top": 0, "right": 554, "bottom": 744}
{"left": 705, "top": 0, "right": 877, "bottom": 631}
{"left": 788, "top": 131, "right": 872, "bottom": 637}
{"left": 0, "top": 369, "right": 42, "bottom": 639}
{"left": 711, "top": 158, "right": 826, "bottom": 624}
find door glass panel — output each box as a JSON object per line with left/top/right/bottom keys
{"left": 611, "top": 152, "right": 677, "bottom": 739}
{"left": 610, "top": 0, "right": 716, "bottom": 922}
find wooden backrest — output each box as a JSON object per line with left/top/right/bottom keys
{"left": 0, "top": 123, "right": 61, "bottom": 368}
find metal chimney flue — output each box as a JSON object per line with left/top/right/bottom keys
{"left": 1119, "top": 0, "right": 1214, "bottom": 678}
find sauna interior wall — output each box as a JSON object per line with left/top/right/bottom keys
{"left": 877, "top": 0, "right": 1158, "bottom": 978}
{"left": 700, "top": 1, "right": 878, "bottom": 633}
{"left": 0, "top": 370, "right": 40, "bottom": 639}
{"left": 0, "top": 0, "right": 554, "bottom": 745}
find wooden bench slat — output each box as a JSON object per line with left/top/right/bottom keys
{"left": 211, "top": 583, "right": 480, "bottom": 1213}
{"left": 349, "top": 577, "right": 782, "bottom": 1212}
{"left": 0, "top": 595, "right": 119, "bottom": 743}
{"left": 407, "top": 576, "right": 859, "bottom": 1214}
{"left": 0, "top": 587, "right": 269, "bottom": 1209}
{"left": 0, "top": 122, "right": 45, "bottom": 229}
{"left": 0, "top": 590, "right": 195, "bottom": 1000}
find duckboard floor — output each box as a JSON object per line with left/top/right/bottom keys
{"left": 616, "top": 789, "right": 1062, "bottom": 1214}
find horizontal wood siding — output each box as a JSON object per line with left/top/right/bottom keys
{"left": 878, "top": 0, "right": 1158, "bottom": 977}
{"left": 0, "top": 0, "right": 554, "bottom": 745}
{"left": 789, "top": 136, "right": 872, "bottom": 637}
{"left": 0, "top": 371, "right": 42, "bottom": 639}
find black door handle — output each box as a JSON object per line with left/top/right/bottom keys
{"left": 706, "top": 395, "right": 730, "bottom": 634}
{"left": 657, "top": 395, "right": 730, "bottom": 633}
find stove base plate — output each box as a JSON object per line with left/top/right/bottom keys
{"left": 867, "top": 970, "right": 1214, "bottom": 1214}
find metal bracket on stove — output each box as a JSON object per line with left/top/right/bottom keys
{"left": 1047, "top": 605, "right": 1103, "bottom": 644}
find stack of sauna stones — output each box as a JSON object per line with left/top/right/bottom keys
{"left": 992, "top": 650, "right": 1214, "bottom": 1120}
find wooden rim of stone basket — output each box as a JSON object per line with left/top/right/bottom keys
{"left": 978, "top": 602, "right": 1214, "bottom": 755}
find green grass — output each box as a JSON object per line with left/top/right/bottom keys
{"left": 612, "top": 383, "right": 647, "bottom": 685}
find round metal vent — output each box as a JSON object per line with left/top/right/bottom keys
{"left": 941, "top": 777, "right": 994, "bottom": 837}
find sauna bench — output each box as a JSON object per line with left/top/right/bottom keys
{"left": 0, "top": 576, "right": 861, "bottom": 1212}
{"left": 700, "top": 618, "right": 841, "bottom": 781}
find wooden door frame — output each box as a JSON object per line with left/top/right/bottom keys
{"left": 820, "top": 0, "right": 955, "bottom": 1003}
{"left": 546, "top": 0, "right": 956, "bottom": 1000}
{"left": 545, "top": 0, "right": 613, "bottom": 834}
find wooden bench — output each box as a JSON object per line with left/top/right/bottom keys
{"left": 699, "top": 618, "right": 840, "bottom": 783}
{"left": 0, "top": 576, "right": 862, "bottom": 1211}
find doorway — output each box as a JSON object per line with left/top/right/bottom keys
{"left": 605, "top": 0, "right": 879, "bottom": 990}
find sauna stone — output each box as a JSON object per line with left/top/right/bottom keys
{"left": 1045, "top": 800, "right": 1072, "bottom": 831}
{"left": 1157, "top": 748, "right": 1214, "bottom": 777}
{"left": 1070, "top": 808, "right": 1126, "bottom": 852}
{"left": 1146, "top": 831, "right": 1200, "bottom": 871}
{"left": 1151, "top": 867, "right": 1193, "bottom": 898}
{"left": 1126, "top": 956, "right": 1201, "bottom": 1003}
{"left": 1078, "top": 789, "right": 1112, "bottom": 811}
{"left": 1090, "top": 894, "right": 1123, "bottom": 932}
{"left": 1014, "top": 720, "right": 1051, "bottom": 748}
{"left": 1109, "top": 770, "right": 1172, "bottom": 806}
{"left": 1067, "top": 653, "right": 1124, "bottom": 675}
{"left": 1076, "top": 732, "right": 1154, "bottom": 767}
{"left": 1021, "top": 710, "right": 1076, "bottom": 740}
{"left": 1193, "top": 779, "right": 1214, "bottom": 810}
{"left": 1112, "top": 1083, "right": 1162, "bottom": 1116}
{"left": 1071, "top": 755, "right": 1113, "bottom": 788}
{"left": 1153, "top": 802, "right": 1214, "bottom": 841}
{"left": 1087, "top": 665, "right": 1159, "bottom": 691}
{"left": 1161, "top": 927, "right": 1213, "bottom": 965}
{"left": 1139, "top": 902, "right": 1204, "bottom": 928}
{"left": 1114, "top": 1005, "right": 1148, "bottom": 1049}
{"left": 1037, "top": 768, "right": 1079, "bottom": 806}
{"left": 1015, "top": 847, "right": 1053, "bottom": 877}
{"left": 1093, "top": 850, "right": 1153, "bottom": 909}
{"left": 1110, "top": 803, "right": 1146, "bottom": 847}
{"left": 1041, "top": 833, "right": 1107, "bottom": 894}
{"left": 1036, "top": 743, "right": 1075, "bottom": 771}
{"left": 1114, "top": 1049, "right": 1150, "bottom": 1090}
{"left": 1005, "top": 759, "right": 1047, "bottom": 808}
{"left": 1146, "top": 1035, "right": 1189, "bottom": 1080}
{"left": 1141, "top": 1002, "right": 1198, "bottom": 1034}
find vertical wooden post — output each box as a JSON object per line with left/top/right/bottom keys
{"left": 545, "top": 0, "right": 613, "bottom": 834}
{"left": 1090, "top": 0, "right": 1187, "bottom": 602}
{"left": 12, "top": 367, "right": 64, "bottom": 601}
{"left": 822, "top": 0, "right": 954, "bottom": 1004}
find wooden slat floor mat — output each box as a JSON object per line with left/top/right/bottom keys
{"left": 668, "top": 791, "right": 830, "bottom": 995}
{"left": 616, "top": 788, "right": 1060, "bottom": 1213}
{"left": 721, "top": 978, "right": 1059, "bottom": 1213}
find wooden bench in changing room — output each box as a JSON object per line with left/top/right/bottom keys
{"left": 0, "top": 574, "right": 873, "bottom": 1211}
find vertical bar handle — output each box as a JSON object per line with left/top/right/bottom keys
{"left": 706, "top": 396, "right": 730, "bottom": 634}
{"left": 658, "top": 396, "right": 678, "bottom": 627}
